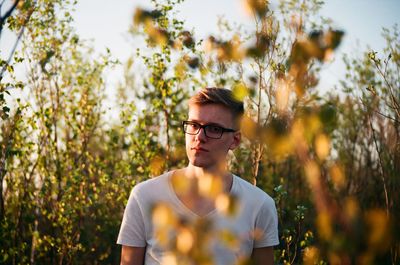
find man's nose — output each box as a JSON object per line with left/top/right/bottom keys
{"left": 195, "top": 127, "right": 207, "bottom": 141}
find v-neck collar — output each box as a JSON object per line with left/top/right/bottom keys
{"left": 166, "top": 171, "right": 237, "bottom": 219}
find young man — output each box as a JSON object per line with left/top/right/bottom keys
{"left": 117, "top": 88, "right": 279, "bottom": 265}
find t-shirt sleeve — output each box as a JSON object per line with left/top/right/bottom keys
{"left": 117, "top": 187, "right": 147, "bottom": 247}
{"left": 253, "top": 197, "right": 279, "bottom": 248}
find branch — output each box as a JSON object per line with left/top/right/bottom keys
{"left": 0, "top": 18, "right": 24, "bottom": 80}
{"left": 373, "top": 58, "right": 400, "bottom": 119}
{"left": 373, "top": 109, "right": 400, "bottom": 124}
{"left": 0, "top": 0, "right": 21, "bottom": 32}
{"left": 358, "top": 96, "right": 400, "bottom": 124}
{"left": 368, "top": 114, "right": 390, "bottom": 217}
{"left": 0, "top": 0, "right": 35, "bottom": 81}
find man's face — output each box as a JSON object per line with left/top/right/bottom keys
{"left": 185, "top": 103, "right": 241, "bottom": 170}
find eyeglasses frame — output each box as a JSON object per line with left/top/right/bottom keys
{"left": 182, "top": 120, "right": 237, "bottom": 139}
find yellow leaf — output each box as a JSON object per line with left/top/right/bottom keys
{"left": 219, "top": 229, "right": 239, "bottom": 249}
{"left": 170, "top": 172, "right": 190, "bottom": 194}
{"left": 344, "top": 196, "right": 359, "bottom": 221}
{"left": 232, "top": 82, "right": 249, "bottom": 101}
{"left": 329, "top": 163, "right": 345, "bottom": 189}
{"left": 144, "top": 21, "right": 168, "bottom": 46}
{"left": 315, "top": 133, "right": 330, "bottom": 160}
{"left": 240, "top": 115, "right": 257, "bottom": 140}
{"left": 150, "top": 155, "right": 164, "bottom": 176}
{"left": 316, "top": 211, "right": 332, "bottom": 241}
{"left": 161, "top": 253, "right": 178, "bottom": 265}
{"left": 152, "top": 203, "right": 176, "bottom": 228}
{"left": 215, "top": 194, "right": 238, "bottom": 217}
{"left": 198, "top": 173, "right": 222, "bottom": 198}
{"left": 304, "top": 160, "right": 320, "bottom": 187}
{"left": 275, "top": 78, "right": 290, "bottom": 113}
{"left": 176, "top": 227, "right": 194, "bottom": 253}
{"left": 365, "top": 209, "right": 390, "bottom": 249}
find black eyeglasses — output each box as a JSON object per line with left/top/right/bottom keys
{"left": 182, "top": 121, "right": 236, "bottom": 139}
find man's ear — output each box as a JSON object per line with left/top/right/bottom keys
{"left": 229, "top": 131, "right": 241, "bottom": 150}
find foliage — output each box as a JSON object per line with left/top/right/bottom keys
{"left": 0, "top": 0, "right": 398, "bottom": 264}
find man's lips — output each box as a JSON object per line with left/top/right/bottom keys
{"left": 191, "top": 147, "right": 209, "bottom": 152}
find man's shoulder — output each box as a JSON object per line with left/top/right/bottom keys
{"left": 132, "top": 171, "right": 171, "bottom": 196}
{"left": 233, "top": 175, "right": 275, "bottom": 205}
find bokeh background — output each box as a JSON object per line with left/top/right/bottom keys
{"left": 1, "top": 0, "right": 399, "bottom": 264}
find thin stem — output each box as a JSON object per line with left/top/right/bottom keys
{"left": 373, "top": 59, "right": 400, "bottom": 119}
{"left": 368, "top": 114, "right": 390, "bottom": 217}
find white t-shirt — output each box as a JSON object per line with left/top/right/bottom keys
{"left": 117, "top": 171, "right": 279, "bottom": 264}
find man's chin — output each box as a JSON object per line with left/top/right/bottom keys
{"left": 189, "top": 158, "right": 212, "bottom": 169}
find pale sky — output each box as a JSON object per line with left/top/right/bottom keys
{"left": 71, "top": 0, "right": 400, "bottom": 93}
{"left": 1, "top": 0, "right": 399, "bottom": 100}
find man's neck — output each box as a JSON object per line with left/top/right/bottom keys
{"left": 171, "top": 164, "right": 233, "bottom": 216}
{"left": 181, "top": 163, "right": 233, "bottom": 194}
{"left": 184, "top": 163, "right": 231, "bottom": 179}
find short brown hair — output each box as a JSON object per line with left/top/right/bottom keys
{"left": 189, "top": 87, "right": 244, "bottom": 127}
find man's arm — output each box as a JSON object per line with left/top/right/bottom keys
{"left": 251, "top": 246, "right": 274, "bottom": 265}
{"left": 120, "top": 246, "right": 146, "bottom": 265}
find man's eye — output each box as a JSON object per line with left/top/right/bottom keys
{"left": 189, "top": 123, "right": 199, "bottom": 129}
{"left": 208, "top": 126, "right": 222, "bottom": 133}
